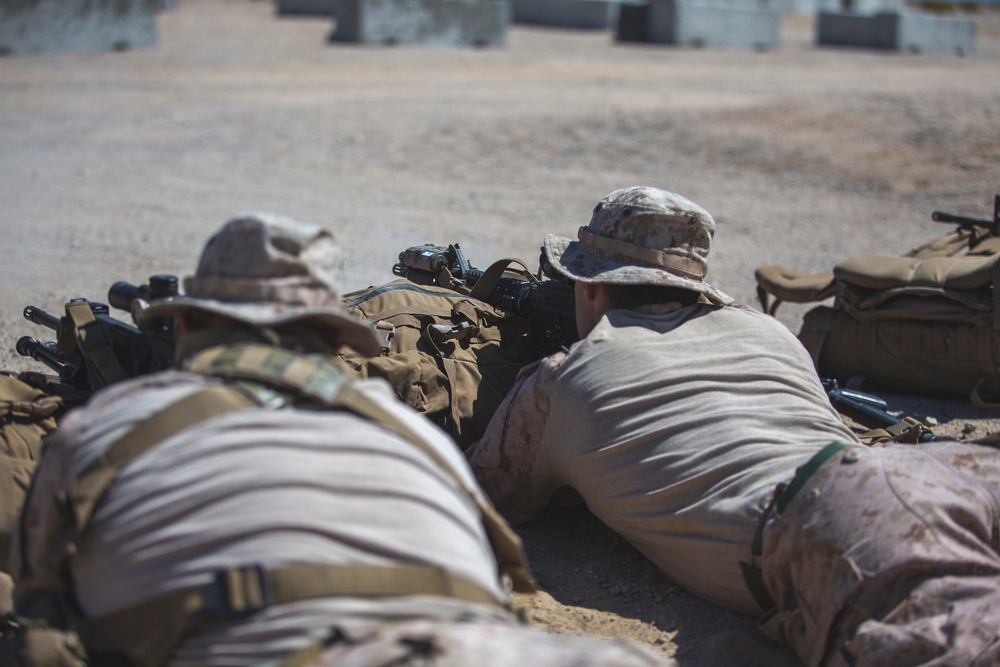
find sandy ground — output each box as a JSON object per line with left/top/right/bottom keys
{"left": 2, "top": 1, "right": 1000, "bottom": 664}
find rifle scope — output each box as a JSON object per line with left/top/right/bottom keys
{"left": 108, "top": 275, "right": 179, "bottom": 312}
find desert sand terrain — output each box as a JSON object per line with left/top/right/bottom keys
{"left": 1, "top": 1, "right": 999, "bottom": 664}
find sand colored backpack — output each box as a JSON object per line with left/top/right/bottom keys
{"left": 755, "top": 196, "right": 1000, "bottom": 405}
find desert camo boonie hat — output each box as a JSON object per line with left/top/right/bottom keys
{"left": 144, "top": 213, "right": 380, "bottom": 356}
{"left": 543, "top": 186, "right": 733, "bottom": 306}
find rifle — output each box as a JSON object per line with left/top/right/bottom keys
{"left": 392, "top": 243, "right": 578, "bottom": 356}
{"left": 393, "top": 242, "right": 945, "bottom": 442}
{"left": 16, "top": 275, "right": 179, "bottom": 394}
{"left": 931, "top": 193, "right": 1000, "bottom": 236}
{"left": 822, "top": 378, "right": 939, "bottom": 443}
{"left": 12, "top": 248, "right": 939, "bottom": 444}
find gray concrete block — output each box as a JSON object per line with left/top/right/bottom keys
{"left": 617, "top": 0, "right": 780, "bottom": 50}
{"left": 0, "top": 0, "right": 159, "bottom": 56}
{"left": 511, "top": 0, "right": 619, "bottom": 29}
{"left": 277, "top": 0, "right": 338, "bottom": 16}
{"left": 817, "top": 11, "right": 896, "bottom": 48}
{"left": 331, "top": 0, "right": 508, "bottom": 47}
{"left": 897, "top": 11, "right": 975, "bottom": 55}
{"left": 818, "top": 10, "right": 975, "bottom": 55}
{"left": 819, "top": 0, "right": 904, "bottom": 14}
{"left": 769, "top": 0, "right": 820, "bottom": 14}
{"left": 617, "top": 3, "right": 652, "bottom": 41}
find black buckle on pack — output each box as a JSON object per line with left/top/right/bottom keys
{"left": 201, "top": 564, "right": 272, "bottom": 618}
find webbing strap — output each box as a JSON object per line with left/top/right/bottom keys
{"left": 65, "top": 302, "right": 129, "bottom": 389}
{"left": 774, "top": 441, "right": 845, "bottom": 515}
{"left": 332, "top": 382, "right": 535, "bottom": 594}
{"left": 64, "top": 344, "right": 531, "bottom": 667}
{"left": 469, "top": 258, "right": 535, "bottom": 304}
{"left": 87, "top": 562, "right": 502, "bottom": 667}
{"left": 188, "top": 343, "right": 534, "bottom": 592}
{"left": 55, "top": 387, "right": 255, "bottom": 566}
{"left": 857, "top": 417, "right": 931, "bottom": 445}
{"left": 741, "top": 441, "right": 846, "bottom": 614}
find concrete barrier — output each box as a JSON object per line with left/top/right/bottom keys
{"left": 511, "top": 0, "right": 620, "bottom": 29}
{"left": 818, "top": 10, "right": 975, "bottom": 55}
{"left": 617, "top": 0, "right": 781, "bottom": 50}
{"left": 0, "top": 0, "right": 160, "bottom": 56}
{"left": 818, "top": 0, "right": 904, "bottom": 13}
{"left": 331, "top": 0, "right": 509, "bottom": 47}
{"left": 277, "top": 0, "right": 339, "bottom": 16}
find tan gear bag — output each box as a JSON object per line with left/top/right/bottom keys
{"left": 337, "top": 280, "right": 536, "bottom": 449}
{"left": 0, "top": 373, "right": 77, "bottom": 577}
{"left": 0, "top": 373, "right": 65, "bottom": 461}
{"left": 755, "top": 206, "right": 1000, "bottom": 404}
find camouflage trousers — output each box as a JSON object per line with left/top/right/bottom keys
{"left": 759, "top": 441, "right": 1000, "bottom": 667}
{"left": 297, "top": 617, "right": 672, "bottom": 667}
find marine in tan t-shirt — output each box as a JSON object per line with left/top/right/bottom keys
{"left": 470, "top": 186, "right": 1000, "bottom": 666}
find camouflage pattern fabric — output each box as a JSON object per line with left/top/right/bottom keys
{"left": 297, "top": 618, "right": 671, "bottom": 667}
{"left": 759, "top": 441, "right": 1000, "bottom": 666}
{"left": 542, "top": 187, "right": 733, "bottom": 305}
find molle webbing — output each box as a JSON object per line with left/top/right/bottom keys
{"left": 184, "top": 343, "right": 350, "bottom": 406}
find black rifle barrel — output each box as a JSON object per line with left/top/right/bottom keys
{"left": 23, "top": 306, "right": 61, "bottom": 332}
{"left": 931, "top": 211, "right": 995, "bottom": 228}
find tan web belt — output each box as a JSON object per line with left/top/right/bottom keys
{"left": 87, "top": 561, "right": 503, "bottom": 667}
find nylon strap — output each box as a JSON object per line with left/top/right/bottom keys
{"left": 469, "top": 258, "right": 536, "bottom": 304}
{"left": 330, "top": 380, "right": 535, "bottom": 593}
{"left": 53, "top": 386, "right": 256, "bottom": 569}
{"left": 65, "top": 301, "right": 129, "bottom": 388}
{"left": 188, "top": 343, "right": 535, "bottom": 593}
{"left": 577, "top": 227, "right": 708, "bottom": 279}
{"left": 740, "top": 441, "right": 846, "bottom": 614}
{"left": 86, "top": 562, "right": 502, "bottom": 667}
{"left": 857, "top": 417, "right": 931, "bottom": 445}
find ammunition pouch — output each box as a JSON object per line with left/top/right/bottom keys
{"left": 337, "top": 280, "right": 536, "bottom": 449}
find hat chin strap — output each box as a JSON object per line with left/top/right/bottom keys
{"left": 577, "top": 227, "right": 708, "bottom": 280}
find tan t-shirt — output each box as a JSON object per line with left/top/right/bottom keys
{"left": 19, "top": 371, "right": 509, "bottom": 666}
{"left": 468, "top": 303, "right": 859, "bottom": 615}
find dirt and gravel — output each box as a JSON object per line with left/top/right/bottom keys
{"left": 2, "top": 1, "right": 999, "bottom": 664}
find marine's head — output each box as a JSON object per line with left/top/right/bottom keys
{"left": 144, "top": 212, "right": 379, "bottom": 356}
{"left": 543, "top": 186, "right": 732, "bottom": 307}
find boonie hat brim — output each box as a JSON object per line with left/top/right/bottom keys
{"left": 543, "top": 233, "right": 733, "bottom": 306}
{"left": 144, "top": 297, "right": 381, "bottom": 357}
